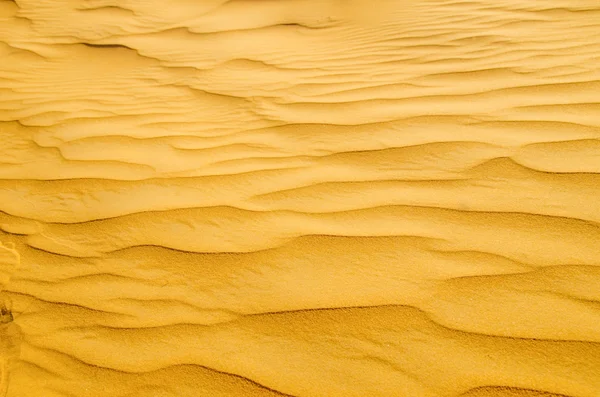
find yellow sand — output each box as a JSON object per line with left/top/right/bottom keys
{"left": 1, "top": 0, "right": 600, "bottom": 396}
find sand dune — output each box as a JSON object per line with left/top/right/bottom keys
{"left": 1, "top": 0, "right": 600, "bottom": 396}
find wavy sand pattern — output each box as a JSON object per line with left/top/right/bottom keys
{"left": 1, "top": 0, "right": 600, "bottom": 396}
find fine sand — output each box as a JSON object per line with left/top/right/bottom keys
{"left": 1, "top": 0, "right": 600, "bottom": 396}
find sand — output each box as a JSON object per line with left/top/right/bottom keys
{"left": 1, "top": 0, "right": 600, "bottom": 396}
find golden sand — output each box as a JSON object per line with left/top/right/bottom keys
{"left": 1, "top": 0, "right": 600, "bottom": 396}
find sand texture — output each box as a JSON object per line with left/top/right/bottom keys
{"left": 1, "top": 0, "right": 600, "bottom": 396}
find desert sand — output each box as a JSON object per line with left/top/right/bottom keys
{"left": 1, "top": 0, "right": 600, "bottom": 396}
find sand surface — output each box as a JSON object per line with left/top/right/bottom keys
{"left": 1, "top": 0, "right": 600, "bottom": 396}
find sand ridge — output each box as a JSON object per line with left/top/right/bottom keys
{"left": 1, "top": 0, "right": 600, "bottom": 395}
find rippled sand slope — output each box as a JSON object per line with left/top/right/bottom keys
{"left": 1, "top": 0, "right": 600, "bottom": 396}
